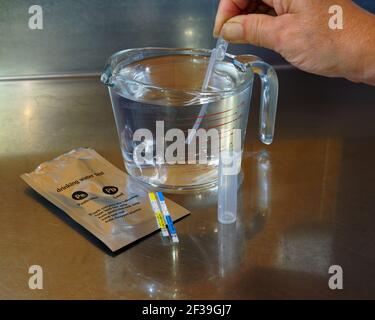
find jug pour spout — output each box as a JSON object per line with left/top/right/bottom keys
{"left": 101, "top": 63, "right": 114, "bottom": 87}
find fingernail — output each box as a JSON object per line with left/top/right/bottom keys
{"left": 222, "top": 23, "right": 244, "bottom": 41}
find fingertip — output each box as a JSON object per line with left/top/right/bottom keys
{"left": 221, "top": 22, "right": 245, "bottom": 42}
{"left": 226, "top": 14, "right": 278, "bottom": 50}
{"left": 213, "top": 19, "right": 222, "bottom": 38}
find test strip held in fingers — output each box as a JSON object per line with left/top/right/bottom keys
{"left": 186, "top": 36, "right": 228, "bottom": 144}
{"left": 148, "top": 192, "right": 169, "bottom": 237}
{"left": 156, "top": 192, "right": 179, "bottom": 243}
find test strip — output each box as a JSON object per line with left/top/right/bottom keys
{"left": 148, "top": 192, "right": 169, "bottom": 237}
{"left": 156, "top": 192, "right": 179, "bottom": 243}
{"left": 186, "top": 36, "right": 228, "bottom": 144}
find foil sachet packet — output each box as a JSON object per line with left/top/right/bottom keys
{"left": 21, "top": 148, "right": 190, "bottom": 252}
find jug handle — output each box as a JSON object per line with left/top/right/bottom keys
{"left": 238, "top": 55, "right": 279, "bottom": 145}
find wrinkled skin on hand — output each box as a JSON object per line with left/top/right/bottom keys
{"left": 214, "top": 0, "right": 375, "bottom": 85}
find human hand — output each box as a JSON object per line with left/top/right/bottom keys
{"left": 214, "top": 0, "right": 375, "bottom": 85}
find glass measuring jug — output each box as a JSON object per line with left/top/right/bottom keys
{"left": 101, "top": 48, "right": 278, "bottom": 192}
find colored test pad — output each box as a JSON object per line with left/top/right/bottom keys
{"left": 156, "top": 192, "right": 179, "bottom": 243}
{"left": 148, "top": 193, "right": 169, "bottom": 237}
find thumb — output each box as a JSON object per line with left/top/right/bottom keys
{"left": 221, "top": 14, "right": 279, "bottom": 50}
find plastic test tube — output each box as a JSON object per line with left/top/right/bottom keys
{"left": 148, "top": 192, "right": 169, "bottom": 237}
{"left": 156, "top": 192, "right": 179, "bottom": 243}
{"left": 218, "top": 150, "right": 241, "bottom": 224}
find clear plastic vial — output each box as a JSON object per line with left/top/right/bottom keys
{"left": 218, "top": 148, "right": 241, "bottom": 224}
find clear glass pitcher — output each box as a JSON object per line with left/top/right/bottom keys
{"left": 101, "top": 48, "right": 278, "bottom": 192}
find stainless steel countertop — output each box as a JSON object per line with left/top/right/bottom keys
{"left": 1, "top": 70, "right": 375, "bottom": 299}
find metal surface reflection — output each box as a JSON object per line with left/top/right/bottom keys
{"left": 104, "top": 232, "right": 212, "bottom": 299}
{"left": 2, "top": 70, "right": 375, "bottom": 299}
{"left": 218, "top": 223, "right": 243, "bottom": 278}
{"left": 278, "top": 228, "right": 333, "bottom": 276}
{"left": 256, "top": 150, "right": 271, "bottom": 215}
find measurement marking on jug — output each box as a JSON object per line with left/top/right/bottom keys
{"left": 176, "top": 103, "right": 245, "bottom": 121}
{"left": 204, "top": 112, "right": 241, "bottom": 124}
{"left": 208, "top": 115, "right": 243, "bottom": 130}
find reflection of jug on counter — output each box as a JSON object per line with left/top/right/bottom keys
{"left": 245, "top": 150, "right": 271, "bottom": 236}
{"left": 255, "top": 150, "right": 271, "bottom": 217}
